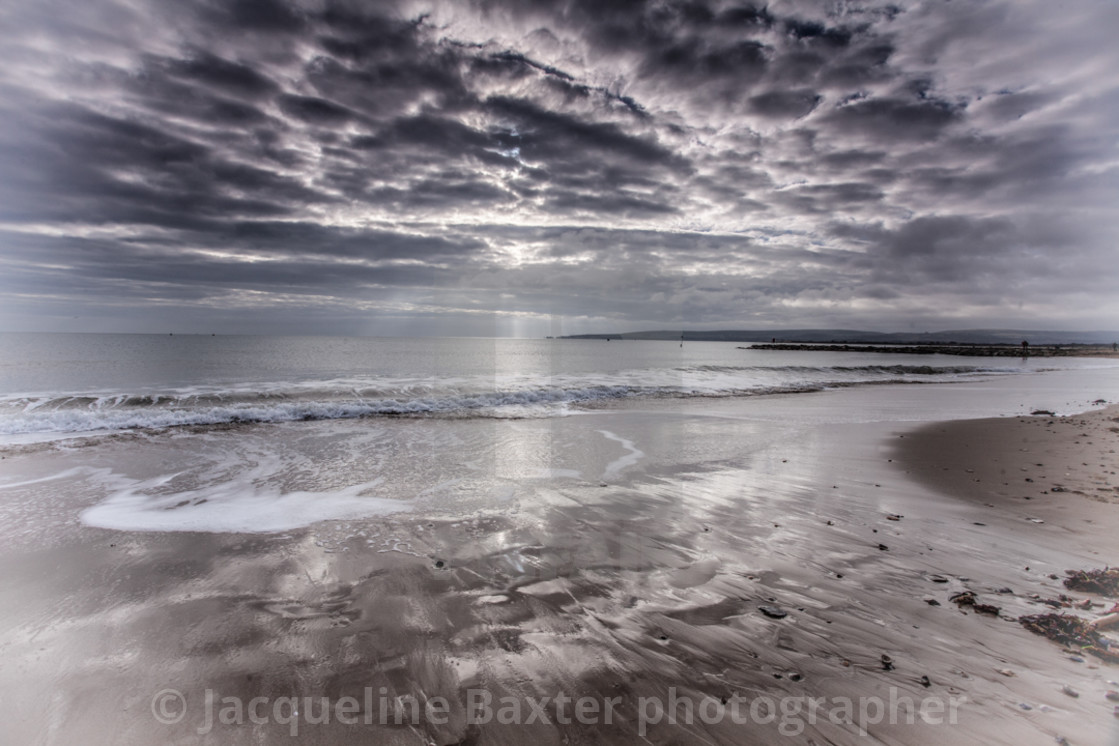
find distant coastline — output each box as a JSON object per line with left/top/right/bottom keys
{"left": 746, "top": 342, "right": 1119, "bottom": 358}
{"left": 560, "top": 328, "right": 1119, "bottom": 346}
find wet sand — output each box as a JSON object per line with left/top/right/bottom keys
{"left": 1, "top": 404, "right": 1118, "bottom": 744}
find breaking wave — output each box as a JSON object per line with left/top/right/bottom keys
{"left": 0, "top": 363, "right": 1018, "bottom": 436}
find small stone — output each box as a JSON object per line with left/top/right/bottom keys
{"left": 920, "top": 675, "right": 931, "bottom": 688}
{"left": 997, "top": 587, "right": 1013, "bottom": 594}
{"left": 1061, "top": 685, "right": 1079, "bottom": 698}
{"left": 759, "top": 606, "right": 787, "bottom": 619}
{"left": 997, "top": 669, "right": 1016, "bottom": 677}
{"left": 1106, "top": 690, "right": 1119, "bottom": 702}
{"left": 925, "top": 598, "right": 941, "bottom": 606}
{"left": 1018, "top": 702, "right": 1032, "bottom": 711}
{"left": 881, "top": 654, "right": 895, "bottom": 671}
{"left": 929, "top": 574, "right": 949, "bottom": 583}
{"left": 433, "top": 559, "right": 446, "bottom": 569}
{"left": 878, "top": 544, "right": 889, "bottom": 551}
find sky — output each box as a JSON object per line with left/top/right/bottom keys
{"left": 1, "top": 0, "right": 1117, "bottom": 337}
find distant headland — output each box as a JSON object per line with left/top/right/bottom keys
{"left": 559, "top": 328, "right": 1119, "bottom": 346}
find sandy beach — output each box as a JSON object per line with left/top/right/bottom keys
{"left": 2, "top": 395, "right": 1118, "bottom": 745}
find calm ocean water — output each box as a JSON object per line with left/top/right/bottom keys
{"left": 0, "top": 333, "right": 1092, "bottom": 438}
{"left": 2, "top": 333, "right": 1119, "bottom": 534}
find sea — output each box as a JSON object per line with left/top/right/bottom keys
{"left": 2, "top": 332, "right": 1118, "bottom": 536}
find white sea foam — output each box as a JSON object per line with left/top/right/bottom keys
{"left": 81, "top": 471, "right": 408, "bottom": 533}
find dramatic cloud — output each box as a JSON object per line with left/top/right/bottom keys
{"left": 0, "top": 0, "right": 1116, "bottom": 335}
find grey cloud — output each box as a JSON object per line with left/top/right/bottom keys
{"left": 749, "top": 89, "right": 822, "bottom": 119}
{"left": 276, "top": 93, "right": 357, "bottom": 125}
{"left": 154, "top": 51, "right": 281, "bottom": 97}
{"left": 774, "top": 182, "right": 884, "bottom": 214}
{"left": 822, "top": 96, "right": 963, "bottom": 141}
{"left": 483, "top": 96, "right": 677, "bottom": 167}
{"left": 0, "top": 0, "right": 1116, "bottom": 334}
{"left": 204, "top": 0, "right": 306, "bottom": 33}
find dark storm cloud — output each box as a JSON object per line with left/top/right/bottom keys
{"left": 0, "top": 0, "right": 1116, "bottom": 334}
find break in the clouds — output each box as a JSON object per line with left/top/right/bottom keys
{"left": 1, "top": 0, "right": 1117, "bottom": 335}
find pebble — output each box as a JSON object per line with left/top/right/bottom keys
{"left": 920, "top": 675, "right": 931, "bottom": 688}
{"left": 759, "top": 606, "right": 787, "bottom": 619}
{"left": 881, "top": 654, "right": 895, "bottom": 671}
{"left": 1106, "top": 691, "right": 1119, "bottom": 702}
{"left": 997, "top": 669, "right": 1016, "bottom": 677}
{"left": 1062, "top": 685, "right": 1079, "bottom": 698}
